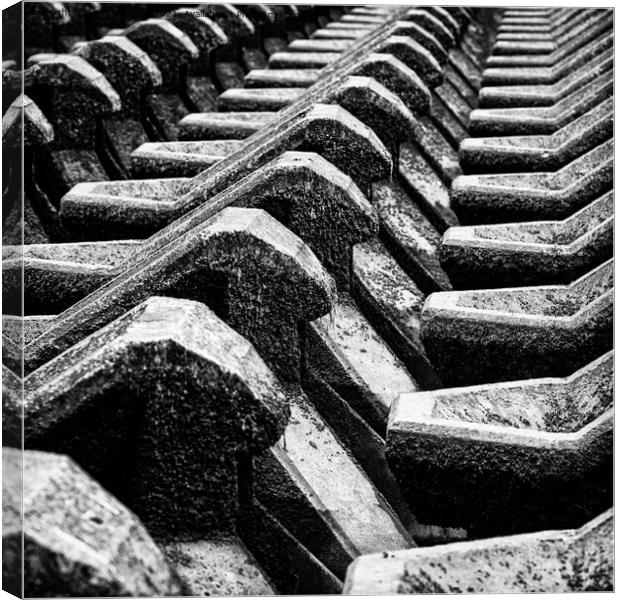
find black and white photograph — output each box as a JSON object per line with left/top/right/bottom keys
{"left": 0, "top": 1, "right": 614, "bottom": 597}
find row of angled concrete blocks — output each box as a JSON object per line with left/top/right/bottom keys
{"left": 347, "top": 7, "right": 613, "bottom": 594}
{"left": 3, "top": 4, "right": 487, "bottom": 596}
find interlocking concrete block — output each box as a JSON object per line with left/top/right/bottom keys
{"left": 470, "top": 71, "right": 612, "bottom": 135}
{"left": 14, "top": 296, "right": 289, "bottom": 537}
{"left": 344, "top": 510, "right": 613, "bottom": 593}
{"left": 25, "top": 54, "right": 121, "bottom": 147}
{"left": 440, "top": 192, "right": 613, "bottom": 288}
{"left": 460, "top": 98, "right": 612, "bottom": 173}
{"left": 73, "top": 34, "right": 162, "bottom": 116}
{"left": 482, "top": 33, "right": 612, "bottom": 87}
{"left": 198, "top": 3, "right": 255, "bottom": 42}
{"left": 420, "top": 259, "right": 613, "bottom": 386}
{"left": 351, "top": 239, "right": 442, "bottom": 389}
{"left": 485, "top": 11, "right": 611, "bottom": 69}
{"left": 72, "top": 34, "right": 162, "bottom": 172}
{"left": 452, "top": 139, "right": 612, "bottom": 224}
{"left": 22, "top": 208, "right": 336, "bottom": 384}
{"left": 244, "top": 67, "right": 322, "bottom": 87}
{"left": 2, "top": 92, "right": 60, "bottom": 246}
{"left": 122, "top": 18, "right": 199, "bottom": 91}
{"left": 245, "top": 52, "right": 432, "bottom": 116}
{"left": 255, "top": 385, "right": 414, "bottom": 579}
{"left": 3, "top": 447, "right": 184, "bottom": 597}
{"left": 372, "top": 180, "right": 452, "bottom": 293}
{"left": 8, "top": 152, "right": 376, "bottom": 325}
{"left": 165, "top": 7, "right": 228, "bottom": 56}
{"left": 387, "top": 352, "right": 612, "bottom": 535}
{"left": 62, "top": 104, "right": 391, "bottom": 238}
{"left": 406, "top": 9, "right": 456, "bottom": 50}
{"left": 210, "top": 76, "right": 416, "bottom": 159}
{"left": 3, "top": 94, "right": 53, "bottom": 148}
{"left": 129, "top": 139, "right": 244, "bottom": 176}
{"left": 492, "top": 10, "right": 604, "bottom": 55}
{"left": 481, "top": 52, "right": 612, "bottom": 111}
{"left": 179, "top": 111, "right": 275, "bottom": 139}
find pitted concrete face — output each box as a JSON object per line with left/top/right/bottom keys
{"left": 123, "top": 19, "right": 199, "bottom": 90}
{"left": 24, "top": 1, "right": 70, "bottom": 50}
{"left": 406, "top": 9, "right": 456, "bottom": 49}
{"left": 426, "top": 7, "right": 461, "bottom": 39}
{"left": 440, "top": 192, "right": 613, "bottom": 289}
{"left": 73, "top": 35, "right": 162, "bottom": 114}
{"left": 351, "top": 53, "right": 431, "bottom": 115}
{"left": 344, "top": 510, "right": 613, "bottom": 593}
{"left": 26, "top": 54, "right": 121, "bottom": 112}
{"left": 376, "top": 36, "right": 443, "bottom": 88}
{"left": 239, "top": 3, "right": 278, "bottom": 27}
{"left": 447, "top": 7, "right": 472, "bottom": 29}
{"left": 3, "top": 94, "right": 54, "bottom": 148}
{"left": 25, "top": 1, "right": 70, "bottom": 26}
{"left": 17, "top": 297, "right": 290, "bottom": 538}
{"left": 197, "top": 3, "right": 255, "bottom": 41}
{"left": 12, "top": 3, "right": 613, "bottom": 593}
{"left": 3, "top": 448, "right": 184, "bottom": 597}
{"left": 390, "top": 21, "right": 448, "bottom": 64}
{"left": 24, "top": 54, "right": 121, "bottom": 147}
{"left": 421, "top": 259, "right": 613, "bottom": 386}
{"left": 24, "top": 207, "right": 336, "bottom": 382}
{"left": 326, "top": 75, "right": 416, "bottom": 154}
{"left": 165, "top": 9, "right": 228, "bottom": 55}
{"left": 387, "top": 352, "right": 612, "bottom": 536}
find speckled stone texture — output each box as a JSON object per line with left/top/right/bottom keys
{"left": 344, "top": 509, "right": 613, "bottom": 593}
{"left": 3, "top": 448, "right": 184, "bottom": 597}
{"left": 387, "top": 352, "right": 612, "bottom": 536}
